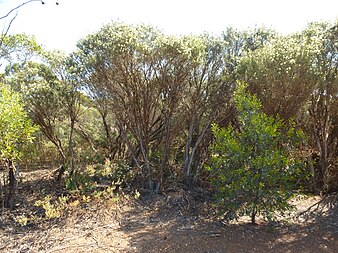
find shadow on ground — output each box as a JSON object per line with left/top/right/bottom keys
{"left": 118, "top": 192, "right": 338, "bottom": 253}
{"left": 1, "top": 170, "right": 337, "bottom": 253}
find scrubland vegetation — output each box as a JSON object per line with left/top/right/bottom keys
{"left": 0, "top": 3, "right": 337, "bottom": 252}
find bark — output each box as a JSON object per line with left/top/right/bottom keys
{"left": 183, "top": 116, "right": 195, "bottom": 178}
{"left": 251, "top": 186, "right": 260, "bottom": 225}
{"left": 1, "top": 169, "right": 5, "bottom": 212}
{"left": 185, "top": 119, "right": 212, "bottom": 178}
{"left": 158, "top": 115, "right": 170, "bottom": 192}
{"left": 100, "top": 110, "right": 114, "bottom": 157}
{"left": 69, "top": 118, "right": 75, "bottom": 176}
{"left": 5, "top": 160, "right": 16, "bottom": 209}
{"left": 309, "top": 91, "right": 332, "bottom": 192}
{"left": 183, "top": 110, "right": 216, "bottom": 182}
{"left": 120, "top": 124, "right": 142, "bottom": 170}
{"left": 251, "top": 209, "right": 257, "bottom": 225}
{"left": 56, "top": 144, "right": 67, "bottom": 182}
{"left": 138, "top": 134, "right": 153, "bottom": 190}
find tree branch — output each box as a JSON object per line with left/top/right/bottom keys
{"left": 0, "top": 0, "right": 41, "bottom": 20}
{"left": 0, "top": 12, "right": 17, "bottom": 49}
{"left": 2, "top": 12, "right": 17, "bottom": 37}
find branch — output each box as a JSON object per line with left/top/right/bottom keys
{"left": 0, "top": 0, "right": 41, "bottom": 20}
{"left": 0, "top": 0, "right": 49, "bottom": 51}
{"left": 0, "top": 12, "right": 17, "bottom": 49}
{"left": 2, "top": 12, "right": 17, "bottom": 37}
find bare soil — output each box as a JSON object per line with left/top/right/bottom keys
{"left": 0, "top": 168, "right": 337, "bottom": 253}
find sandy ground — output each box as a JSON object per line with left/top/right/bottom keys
{"left": 0, "top": 169, "right": 337, "bottom": 253}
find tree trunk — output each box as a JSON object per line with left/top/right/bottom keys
{"left": 158, "top": 115, "right": 171, "bottom": 193}
{"left": 139, "top": 136, "right": 153, "bottom": 191}
{"left": 251, "top": 209, "right": 257, "bottom": 225}
{"left": 69, "top": 118, "right": 75, "bottom": 176}
{"left": 100, "top": 110, "right": 115, "bottom": 158}
{"left": 251, "top": 171, "right": 261, "bottom": 225}
{"left": 1, "top": 169, "right": 5, "bottom": 212}
{"left": 120, "top": 124, "right": 142, "bottom": 170}
{"left": 56, "top": 164, "right": 66, "bottom": 182}
{"left": 5, "top": 160, "right": 16, "bottom": 209}
{"left": 310, "top": 92, "right": 331, "bottom": 192}
{"left": 183, "top": 116, "right": 213, "bottom": 183}
{"left": 56, "top": 144, "right": 67, "bottom": 182}
{"left": 183, "top": 118, "right": 195, "bottom": 178}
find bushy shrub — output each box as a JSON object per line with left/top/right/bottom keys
{"left": 35, "top": 195, "right": 69, "bottom": 220}
{"left": 208, "top": 83, "right": 306, "bottom": 224}
{"left": 65, "top": 159, "right": 134, "bottom": 195}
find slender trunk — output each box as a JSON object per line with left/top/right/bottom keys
{"left": 158, "top": 115, "right": 171, "bottom": 192}
{"left": 139, "top": 136, "right": 153, "bottom": 191}
{"left": 251, "top": 208, "right": 257, "bottom": 225}
{"left": 120, "top": 125, "right": 142, "bottom": 170}
{"left": 69, "top": 118, "right": 75, "bottom": 176}
{"left": 6, "top": 160, "right": 16, "bottom": 209}
{"left": 14, "top": 161, "right": 20, "bottom": 179}
{"left": 56, "top": 144, "right": 67, "bottom": 182}
{"left": 1, "top": 169, "right": 5, "bottom": 213}
{"left": 183, "top": 118, "right": 195, "bottom": 178}
{"left": 186, "top": 119, "right": 212, "bottom": 179}
{"left": 251, "top": 189, "right": 259, "bottom": 225}
{"left": 251, "top": 165, "right": 262, "bottom": 225}
{"left": 311, "top": 93, "right": 331, "bottom": 192}
{"left": 309, "top": 156, "right": 319, "bottom": 194}
{"left": 100, "top": 111, "right": 114, "bottom": 158}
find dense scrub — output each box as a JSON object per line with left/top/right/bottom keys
{"left": 0, "top": 17, "right": 337, "bottom": 222}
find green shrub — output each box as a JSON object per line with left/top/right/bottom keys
{"left": 92, "top": 159, "right": 134, "bottom": 188}
{"left": 65, "top": 160, "right": 134, "bottom": 197}
{"left": 35, "top": 195, "right": 69, "bottom": 220}
{"left": 208, "top": 82, "right": 306, "bottom": 224}
{"left": 65, "top": 170, "right": 94, "bottom": 193}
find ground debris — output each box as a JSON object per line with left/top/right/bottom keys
{"left": 1, "top": 169, "right": 337, "bottom": 253}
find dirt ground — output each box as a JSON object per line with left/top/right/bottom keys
{"left": 0, "top": 168, "right": 337, "bottom": 253}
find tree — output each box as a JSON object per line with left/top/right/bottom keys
{"left": 221, "top": 26, "right": 276, "bottom": 86}
{"left": 5, "top": 55, "right": 68, "bottom": 180}
{"left": 0, "top": 83, "right": 37, "bottom": 208}
{"left": 238, "top": 35, "right": 318, "bottom": 119}
{"left": 76, "top": 23, "right": 167, "bottom": 190}
{"left": 208, "top": 83, "right": 305, "bottom": 224}
{"left": 45, "top": 51, "right": 82, "bottom": 178}
{"left": 303, "top": 22, "right": 338, "bottom": 193}
{"left": 0, "top": 33, "right": 42, "bottom": 70}
{"left": 75, "top": 23, "right": 235, "bottom": 190}
{"left": 237, "top": 21, "right": 338, "bottom": 193}
{"left": 180, "top": 35, "right": 233, "bottom": 183}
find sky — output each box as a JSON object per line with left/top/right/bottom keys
{"left": 0, "top": 0, "right": 337, "bottom": 53}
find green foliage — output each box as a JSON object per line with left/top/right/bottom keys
{"left": 89, "top": 160, "right": 134, "bottom": 189}
{"left": 0, "top": 84, "right": 38, "bottom": 162}
{"left": 35, "top": 195, "right": 69, "bottom": 220}
{"left": 0, "top": 33, "right": 42, "bottom": 66}
{"left": 100, "top": 160, "right": 133, "bottom": 185}
{"left": 65, "top": 171, "right": 95, "bottom": 193}
{"left": 208, "top": 82, "right": 305, "bottom": 224}
{"left": 238, "top": 35, "right": 318, "bottom": 119}
{"left": 65, "top": 160, "right": 134, "bottom": 194}
{"left": 1, "top": 22, "right": 335, "bottom": 202}
{"left": 221, "top": 27, "right": 276, "bottom": 69}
